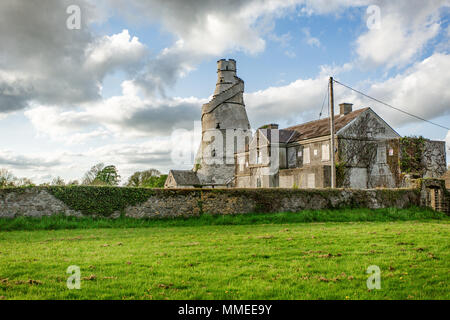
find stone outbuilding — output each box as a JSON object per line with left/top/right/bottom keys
{"left": 165, "top": 170, "right": 201, "bottom": 189}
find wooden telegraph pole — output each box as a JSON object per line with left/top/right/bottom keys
{"left": 329, "top": 77, "right": 336, "bottom": 188}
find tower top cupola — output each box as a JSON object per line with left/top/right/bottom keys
{"left": 214, "top": 59, "right": 239, "bottom": 96}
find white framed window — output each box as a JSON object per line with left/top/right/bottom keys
{"left": 313, "top": 149, "right": 318, "bottom": 156}
{"left": 303, "top": 147, "right": 310, "bottom": 164}
{"left": 307, "top": 173, "right": 315, "bottom": 188}
{"left": 239, "top": 158, "right": 245, "bottom": 171}
{"left": 322, "top": 144, "right": 330, "bottom": 161}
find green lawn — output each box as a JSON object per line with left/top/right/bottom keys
{"left": 0, "top": 209, "right": 449, "bottom": 300}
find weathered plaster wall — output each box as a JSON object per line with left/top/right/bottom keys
{"left": 337, "top": 109, "right": 401, "bottom": 189}
{"left": 279, "top": 166, "right": 331, "bottom": 188}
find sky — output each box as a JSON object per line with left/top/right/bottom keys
{"left": 0, "top": 0, "right": 449, "bottom": 185}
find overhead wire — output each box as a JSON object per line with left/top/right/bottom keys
{"left": 332, "top": 79, "right": 449, "bottom": 131}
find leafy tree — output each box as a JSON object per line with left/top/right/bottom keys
{"left": 126, "top": 169, "right": 167, "bottom": 188}
{"left": 0, "top": 169, "right": 16, "bottom": 187}
{"left": 94, "top": 165, "right": 121, "bottom": 186}
{"left": 141, "top": 174, "right": 167, "bottom": 188}
{"left": 81, "top": 163, "right": 120, "bottom": 186}
{"left": 127, "top": 169, "right": 160, "bottom": 187}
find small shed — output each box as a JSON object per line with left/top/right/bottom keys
{"left": 164, "top": 170, "right": 200, "bottom": 188}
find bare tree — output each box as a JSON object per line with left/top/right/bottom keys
{"left": 0, "top": 169, "right": 16, "bottom": 187}
{"left": 82, "top": 163, "right": 104, "bottom": 185}
{"left": 51, "top": 176, "right": 65, "bottom": 186}
{"left": 15, "top": 177, "right": 34, "bottom": 187}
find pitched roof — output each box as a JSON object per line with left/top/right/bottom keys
{"left": 169, "top": 170, "right": 200, "bottom": 186}
{"left": 284, "top": 107, "right": 369, "bottom": 141}
{"left": 258, "top": 128, "right": 301, "bottom": 144}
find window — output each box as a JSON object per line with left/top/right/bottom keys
{"left": 307, "top": 173, "right": 315, "bottom": 188}
{"left": 313, "top": 149, "right": 318, "bottom": 156}
{"left": 239, "top": 158, "right": 245, "bottom": 172}
{"left": 322, "top": 144, "right": 330, "bottom": 161}
{"left": 212, "top": 149, "right": 216, "bottom": 157}
{"left": 377, "top": 144, "right": 386, "bottom": 163}
{"left": 303, "top": 147, "right": 310, "bottom": 164}
{"left": 256, "top": 177, "right": 261, "bottom": 188}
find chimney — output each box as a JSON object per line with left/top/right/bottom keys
{"left": 339, "top": 103, "right": 353, "bottom": 115}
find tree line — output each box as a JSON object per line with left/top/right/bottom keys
{"left": 0, "top": 164, "right": 168, "bottom": 188}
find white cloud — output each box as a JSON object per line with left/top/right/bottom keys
{"left": 302, "top": 28, "right": 321, "bottom": 47}
{"left": 0, "top": 149, "right": 62, "bottom": 169}
{"left": 246, "top": 76, "right": 329, "bottom": 128}
{"left": 24, "top": 81, "right": 207, "bottom": 142}
{"left": 84, "top": 29, "right": 147, "bottom": 79}
{"left": 319, "top": 63, "right": 354, "bottom": 77}
{"left": 0, "top": 1, "right": 148, "bottom": 115}
{"left": 110, "top": 0, "right": 306, "bottom": 96}
{"left": 355, "top": 0, "right": 447, "bottom": 69}
{"left": 356, "top": 12, "right": 440, "bottom": 69}
{"left": 362, "top": 53, "right": 450, "bottom": 127}
{"left": 284, "top": 50, "right": 297, "bottom": 58}
{"left": 245, "top": 53, "right": 450, "bottom": 131}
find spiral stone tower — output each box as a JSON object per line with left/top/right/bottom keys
{"left": 194, "top": 59, "right": 252, "bottom": 186}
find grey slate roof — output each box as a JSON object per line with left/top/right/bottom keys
{"left": 169, "top": 170, "right": 200, "bottom": 186}
{"left": 285, "top": 108, "right": 369, "bottom": 141}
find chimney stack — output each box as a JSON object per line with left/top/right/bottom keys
{"left": 339, "top": 103, "right": 353, "bottom": 115}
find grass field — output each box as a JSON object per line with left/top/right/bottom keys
{"left": 0, "top": 208, "right": 449, "bottom": 300}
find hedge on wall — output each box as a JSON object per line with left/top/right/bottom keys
{"left": 46, "top": 186, "right": 156, "bottom": 216}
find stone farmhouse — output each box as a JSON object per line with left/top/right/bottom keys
{"left": 165, "top": 59, "right": 447, "bottom": 189}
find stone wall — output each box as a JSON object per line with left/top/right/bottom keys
{"left": 422, "top": 140, "right": 447, "bottom": 178}
{"left": 0, "top": 186, "right": 428, "bottom": 219}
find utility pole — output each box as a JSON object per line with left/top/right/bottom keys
{"left": 329, "top": 77, "right": 336, "bottom": 188}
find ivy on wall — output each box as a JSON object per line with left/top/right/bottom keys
{"left": 335, "top": 162, "right": 348, "bottom": 188}
{"left": 46, "top": 186, "right": 155, "bottom": 216}
{"left": 400, "top": 136, "right": 426, "bottom": 177}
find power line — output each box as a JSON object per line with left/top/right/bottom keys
{"left": 318, "top": 84, "right": 328, "bottom": 120}
{"left": 333, "top": 79, "right": 450, "bottom": 131}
